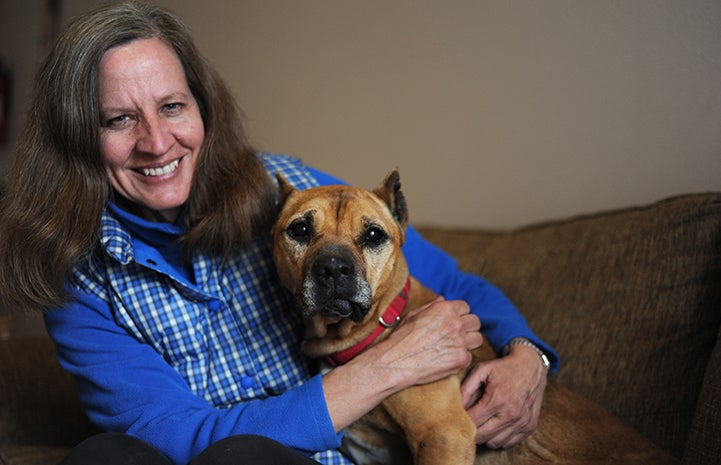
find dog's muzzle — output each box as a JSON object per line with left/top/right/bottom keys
{"left": 301, "top": 246, "right": 372, "bottom": 323}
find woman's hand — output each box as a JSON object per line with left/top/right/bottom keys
{"left": 373, "top": 297, "right": 483, "bottom": 387}
{"left": 461, "top": 344, "right": 548, "bottom": 448}
{"left": 322, "top": 298, "right": 482, "bottom": 431}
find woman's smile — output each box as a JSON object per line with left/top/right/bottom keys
{"left": 136, "top": 158, "right": 181, "bottom": 177}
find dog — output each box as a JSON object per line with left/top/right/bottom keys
{"left": 271, "top": 169, "right": 680, "bottom": 465}
{"left": 272, "top": 168, "right": 483, "bottom": 464}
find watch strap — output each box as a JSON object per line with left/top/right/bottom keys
{"left": 502, "top": 337, "right": 551, "bottom": 370}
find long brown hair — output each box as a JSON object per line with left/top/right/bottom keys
{"left": 0, "top": 1, "right": 275, "bottom": 311}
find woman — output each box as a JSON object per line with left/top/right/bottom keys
{"left": 0, "top": 2, "right": 556, "bottom": 464}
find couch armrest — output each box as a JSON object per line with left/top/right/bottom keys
{"left": 0, "top": 337, "right": 97, "bottom": 447}
{"left": 683, "top": 322, "right": 721, "bottom": 465}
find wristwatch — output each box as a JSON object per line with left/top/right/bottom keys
{"left": 502, "top": 337, "right": 551, "bottom": 371}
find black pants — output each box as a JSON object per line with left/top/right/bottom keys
{"left": 58, "top": 433, "right": 320, "bottom": 465}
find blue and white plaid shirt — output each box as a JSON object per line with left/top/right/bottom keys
{"left": 58, "top": 154, "right": 353, "bottom": 464}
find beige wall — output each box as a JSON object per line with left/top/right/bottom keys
{"left": 3, "top": 0, "right": 720, "bottom": 228}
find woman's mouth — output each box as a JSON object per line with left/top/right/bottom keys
{"left": 140, "top": 159, "right": 180, "bottom": 177}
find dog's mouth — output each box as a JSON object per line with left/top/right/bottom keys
{"left": 298, "top": 292, "right": 373, "bottom": 342}
{"left": 302, "top": 301, "right": 371, "bottom": 342}
{"left": 304, "top": 298, "right": 369, "bottom": 323}
{"left": 331, "top": 298, "right": 367, "bottom": 320}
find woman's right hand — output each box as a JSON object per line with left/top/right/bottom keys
{"left": 322, "top": 297, "right": 482, "bottom": 431}
{"left": 370, "top": 297, "right": 482, "bottom": 388}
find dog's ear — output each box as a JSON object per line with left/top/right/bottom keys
{"left": 275, "top": 172, "right": 296, "bottom": 207}
{"left": 374, "top": 168, "right": 408, "bottom": 228}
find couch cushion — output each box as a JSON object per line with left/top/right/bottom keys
{"left": 0, "top": 445, "right": 69, "bottom": 465}
{"left": 418, "top": 193, "right": 721, "bottom": 458}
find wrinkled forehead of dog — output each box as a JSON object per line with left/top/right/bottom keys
{"left": 274, "top": 169, "right": 409, "bottom": 232}
{"left": 282, "top": 185, "right": 400, "bottom": 232}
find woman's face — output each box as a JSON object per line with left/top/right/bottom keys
{"left": 98, "top": 37, "right": 205, "bottom": 222}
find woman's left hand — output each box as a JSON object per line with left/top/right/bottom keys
{"left": 460, "top": 344, "right": 548, "bottom": 448}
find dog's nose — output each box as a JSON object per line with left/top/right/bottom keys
{"left": 312, "top": 254, "right": 355, "bottom": 285}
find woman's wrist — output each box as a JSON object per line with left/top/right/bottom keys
{"left": 321, "top": 344, "right": 408, "bottom": 432}
{"left": 502, "top": 337, "right": 551, "bottom": 371}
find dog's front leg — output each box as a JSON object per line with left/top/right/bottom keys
{"left": 382, "top": 376, "right": 476, "bottom": 465}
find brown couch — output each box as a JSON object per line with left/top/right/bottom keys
{"left": 1, "top": 193, "right": 720, "bottom": 465}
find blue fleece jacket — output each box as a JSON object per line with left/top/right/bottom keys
{"left": 45, "top": 154, "right": 557, "bottom": 465}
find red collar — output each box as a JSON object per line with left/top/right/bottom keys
{"left": 326, "top": 278, "right": 411, "bottom": 367}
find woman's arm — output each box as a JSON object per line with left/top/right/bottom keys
{"left": 402, "top": 227, "right": 559, "bottom": 369}
{"left": 45, "top": 290, "right": 341, "bottom": 464}
{"left": 47, "top": 287, "right": 481, "bottom": 463}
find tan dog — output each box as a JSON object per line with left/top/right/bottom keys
{"left": 272, "top": 169, "right": 482, "bottom": 464}
{"left": 271, "top": 170, "right": 679, "bottom": 465}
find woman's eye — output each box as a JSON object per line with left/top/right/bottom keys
{"left": 105, "top": 115, "right": 131, "bottom": 128}
{"left": 163, "top": 102, "right": 184, "bottom": 114}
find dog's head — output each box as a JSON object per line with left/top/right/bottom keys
{"left": 271, "top": 169, "right": 410, "bottom": 344}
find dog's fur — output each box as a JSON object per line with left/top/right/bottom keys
{"left": 271, "top": 169, "right": 679, "bottom": 465}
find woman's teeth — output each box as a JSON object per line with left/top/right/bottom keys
{"left": 142, "top": 159, "right": 180, "bottom": 177}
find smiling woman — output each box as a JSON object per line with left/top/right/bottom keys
{"left": 98, "top": 38, "right": 204, "bottom": 223}
{"left": 0, "top": 1, "right": 277, "bottom": 310}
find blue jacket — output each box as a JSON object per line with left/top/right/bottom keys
{"left": 45, "top": 154, "right": 557, "bottom": 465}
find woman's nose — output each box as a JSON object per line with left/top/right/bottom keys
{"left": 136, "top": 117, "right": 173, "bottom": 155}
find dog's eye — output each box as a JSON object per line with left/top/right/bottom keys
{"left": 287, "top": 218, "right": 312, "bottom": 243}
{"left": 362, "top": 226, "right": 388, "bottom": 248}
